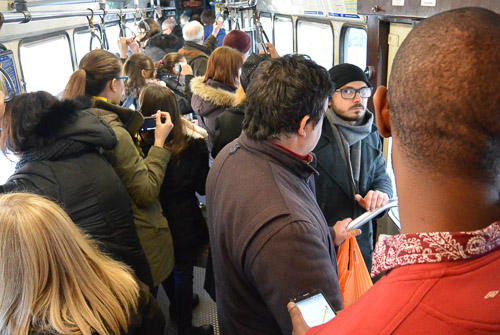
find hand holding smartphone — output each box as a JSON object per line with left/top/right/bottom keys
{"left": 291, "top": 289, "right": 336, "bottom": 327}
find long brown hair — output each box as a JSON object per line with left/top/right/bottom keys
{"left": 137, "top": 18, "right": 160, "bottom": 43}
{"left": 155, "top": 52, "right": 185, "bottom": 76}
{"left": 204, "top": 47, "right": 244, "bottom": 88}
{"left": 124, "top": 53, "right": 155, "bottom": 98}
{"left": 139, "top": 85, "right": 187, "bottom": 158}
{"left": 0, "top": 193, "right": 139, "bottom": 335}
{"left": 63, "top": 49, "right": 121, "bottom": 100}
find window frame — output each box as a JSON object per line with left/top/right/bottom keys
{"left": 273, "top": 14, "right": 294, "bottom": 55}
{"left": 18, "top": 31, "right": 75, "bottom": 94}
{"left": 296, "top": 18, "right": 334, "bottom": 69}
{"left": 339, "top": 24, "right": 367, "bottom": 68}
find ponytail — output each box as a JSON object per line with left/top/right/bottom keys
{"left": 62, "top": 49, "right": 121, "bottom": 100}
{"left": 63, "top": 69, "right": 87, "bottom": 100}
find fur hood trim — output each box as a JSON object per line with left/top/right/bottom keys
{"left": 181, "top": 117, "right": 208, "bottom": 139}
{"left": 190, "top": 76, "right": 238, "bottom": 108}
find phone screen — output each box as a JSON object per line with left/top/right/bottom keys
{"left": 140, "top": 116, "right": 156, "bottom": 131}
{"left": 295, "top": 292, "right": 336, "bottom": 327}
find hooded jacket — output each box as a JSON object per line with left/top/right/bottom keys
{"left": 0, "top": 100, "right": 153, "bottom": 288}
{"left": 177, "top": 34, "right": 218, "bottom": 76}
{"left": 88, "top": 97, "right": 175, "bottom": 287}
{"left": 190, "top": 76, "right": 238, "bottom": 153}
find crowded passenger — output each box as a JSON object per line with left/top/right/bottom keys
{"left": 313, "top": 63, "right": 393, "bottom": 271}
{"left": 288, "top": 7, "right": 500, "bottom": 334}
{"left": 0, "top": 192, "right": 165, "bottom": 335}
{"left": 143, "top": 18, "right": 184, "bottom": 62}
{"left": 178, "top": 20, "right": 221, "bottom": 76}
{"left": 63, "top": 49, "right": 175, "bottom": 291}
{"left": 136, "top": 18, "right": 161, "bottom": 49}
{"left": 163, "top": 17, "right": 184, "bottom": 40}
{"left": 190, "top": 46, "right": 243, "bottom": 160}
{"left": 155, "top": 52, "right": 195, "bottom": 116}
{"left": 201, "top": 9, "right": 225, "bottom": 47}
{"left": 206, "top": 54, "right": 360, "bottom": 334}
{"left": 139, "top": 85, "right": 213, "bottom": 335}
{"left": 221, "top": 29, "right": 251, "bottom": 59}
{"left": 211, "top": 43, "right": 279, "bottom": 158}
{"left": 0, "top": 90, "right": 154, "bottom": 289}
{"left": 122, "top": 53, "right": 166, "bottom": 109}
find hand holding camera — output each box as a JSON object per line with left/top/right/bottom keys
{"left": 154, "top": 111, "right": 174, "bottom": 147}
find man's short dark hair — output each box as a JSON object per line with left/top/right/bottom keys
{"left": 201, "top": 10, "right": 216, "bottom": 25}
{"left": 388, "top": 7, "right": 500, "bottom": 182}
{"left": 243, "top": 55, "right": 334, "bottom": 141}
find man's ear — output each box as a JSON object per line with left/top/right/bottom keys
{"left": 298, "top": 115, "right": 310, "bottom": 137}
{"left": 373, "top": 86, "right": 391, "bottom": 138}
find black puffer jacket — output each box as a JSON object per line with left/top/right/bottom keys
{"left": 159, "top": 136, "right": 210, "bottom": 249}
{"left": 0, "top": 100, "right": 153, "bottom": 288}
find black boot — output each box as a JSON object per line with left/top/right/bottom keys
{"left": 170, "top": 294, "right": 201, "bottom": 322}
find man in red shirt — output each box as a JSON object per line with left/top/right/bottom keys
{"left": 288, "top": 7, "right": 500, "bottom": 334}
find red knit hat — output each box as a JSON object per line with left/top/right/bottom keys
{"left": 222, "top": 30, "right": 252, "bottom": 54}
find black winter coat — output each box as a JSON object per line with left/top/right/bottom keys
{"left": 211, "top": 102, "right": 244, "bottom": 159}
{"left": 159, "top": 137, "right": 210, "bottom": 249}
{"left": 313, "top": 120, "right": 393, "bottom": 270}
{"left": 0, "top": 102, "right": 153, "bottom": 288}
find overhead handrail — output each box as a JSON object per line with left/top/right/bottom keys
{"left": 99, "top": 11, "right": 109, "bottom": 50}
{"left": 1, "top": 8, "right": 150, "bottom": 25}
{"left": 86, "top": 8, "right": 103, "bottom": 51}
{"left": 248, "top": 0, "right": 269, "bottom": 53}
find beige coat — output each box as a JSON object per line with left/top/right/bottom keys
{"left": 91, "top": 99, "right": 174, "bottom": 286}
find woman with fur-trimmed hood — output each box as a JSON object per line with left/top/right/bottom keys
{"left": 190, "top": 46, "right": 243, "bottom": 158}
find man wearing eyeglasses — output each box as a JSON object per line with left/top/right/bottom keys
{"left": 313, "top": 63, "right": 393, "bottom": 272}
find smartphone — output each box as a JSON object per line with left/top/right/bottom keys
{"left": 140, "top": 116, "right": 156, "bottom": 131}
{"left": 291, "top": 289, "right": 336, "bottom": 327}
{"left": 174, "top": 63, "right": 181, "bottom": 73}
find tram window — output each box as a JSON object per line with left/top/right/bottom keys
{"left": 0, "top": 152, "right": 18, "bottom": 185}
{"left": 105, "top": 24, "right": 121, "bottom": 56}
{"left": 297, "top": 20, "right": 333, "bottom": 69}
{"left": 74, "top": 28, "right": 94, "bottom": 64}
{"left": 342, "top": 26, "right": 367, "bottom": 70}
{"left": 260, "top": 13, "right": 272, "bottom": 44}
{"left": 19, "top": 34, "right": 73, "bottom": 96}
{"left": 274, "top": 16, "right": 293, "bottom": 55}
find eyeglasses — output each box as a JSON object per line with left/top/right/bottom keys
{"left": 117, "top": 76, "right": 129, "bottom": 86}
{"left": 335, "top": 87, "right": 372, "bottom": 99}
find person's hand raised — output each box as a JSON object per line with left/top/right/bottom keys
{"left": 154, "top": 111, "right": 174, "bottom": 147}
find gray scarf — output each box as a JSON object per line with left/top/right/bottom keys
{"left": 327, "top": 109, "right": 373, "bottom": 196}
{"left": 16, "top": 139, "right": 93, "bottom": 170}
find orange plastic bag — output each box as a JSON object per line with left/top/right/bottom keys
{"left": 336, "top": 232, "right": 373, "bottom": 309}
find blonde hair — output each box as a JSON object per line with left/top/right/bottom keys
{"left": 0, "top": 193, "right": 140, "bottom": 335}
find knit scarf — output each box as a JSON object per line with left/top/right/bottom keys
{"left": 16, "top": 139, "right": 94, "bottom": 170}
{"left": 327, "top": 109, "right": 373, "bottom": 196}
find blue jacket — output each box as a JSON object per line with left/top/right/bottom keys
{"left": 203, "top": 25, "right": 226, "bottom": 47}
